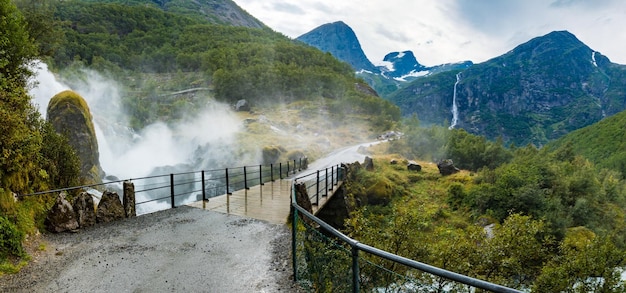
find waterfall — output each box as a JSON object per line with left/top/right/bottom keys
{"left": 592, "top": 51, "right": 598, "bottom": 67}
{"left": 449, "top": 72, "right": 461, "bottom": 129}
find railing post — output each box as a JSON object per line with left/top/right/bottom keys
{"left": 244, "top": 166, "right": 249, "bottom": 190}
{"left": 316, "top": 170, "right": 320, "bottom": 205}
{"left": 326, "top": 168, "right": 331, "bottom": 193}
{"left": 226, "top": 168, "right": 231, "bottom": 195}
{"left": 287, "top": 161, "right": 290, "bottom": 176}
{"left": 352, "top": 245, "right": 360, "bottom": 293}
{"left": 299, "top": 158, "right": 302, "bottom": 171}
{"left": 270, "top": 164, "right": 274, "bottom": 182}
{"left": 332, "top": 165, "right": 337, "bottom": 186}
{"left": 291, "top": 199, "right": 298, "bottom": 283}
{"left": 201, "top": 170, "right": 206, "bottom": 201}
{"left": 280, "top": 163, "right": 283, "bottom": 179}
{"left": 293, "top": 160, "right": 296, "bottom": 173}
{"left": 170, "top": 173, "right": 175, "bottom": 208}
{"left": 259, "top": 165, "right": 264, "bottom": 185}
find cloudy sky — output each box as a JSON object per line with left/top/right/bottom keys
{"left": 233, "top": 0, "right": 626, "bottom": 66}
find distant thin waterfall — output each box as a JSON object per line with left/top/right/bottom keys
{"left": 449, "top": 72, "right": 461, "bottom": 129}
{"left": 592, "top": 51, "right": 598, "bottom": 67}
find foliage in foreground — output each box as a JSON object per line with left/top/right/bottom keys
{"left": 339, "top": 123, "right": 626, "bottom": 290}
{"left": 1, "top": 0, "right": 81, "bottom": 269}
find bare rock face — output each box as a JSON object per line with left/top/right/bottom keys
{"left": 73, "top": 192, "right": 96, "bottom": 228}
{"left": 47, "top": 90, "right": 103, "bottom": 185}
{"left": 96, "top": 191, "right": 125, "bottom": 223}
{"left": 45, "top": 192, "right": 79, "bottom": 233}
{"left": 437, "top": 159, "right": 460, "bottom": 176}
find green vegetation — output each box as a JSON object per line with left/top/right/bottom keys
{"left": 45, "top": 1, "right": 399, "bottom": 130}
{"left": 1, "top": 0, "right": 80, "bottom": 273}
{"left": 388, "top": 32, "right": 626, "bottom": 147}
{"left": 546, "top": 110, "right": 626, "bottom": 178}
{"left": 339, "top": 120, "right": 626, "bottom": 290}
{"left": 2, "top": 0, "right": 399, "bottom": 273}
{"left": 389, "top": 117, "right": 513, "bottom": 171}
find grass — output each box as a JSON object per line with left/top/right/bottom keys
{"left": 348, "top": 144, "right": 479, "bottom": 235}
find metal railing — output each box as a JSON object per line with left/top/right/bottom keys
{"left": 290, "top": 166, "right": 523, "bottom": 293}
{"left": 21, "top": 158, "right": 307, "bottom": 215}
{"left": 293, "top": 164, "right": 342, "bottom": 207}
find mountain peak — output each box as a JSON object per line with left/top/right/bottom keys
{"left": 379, "top": 51, "right": 427, "bottom": 78}
{"left": 297, "top": 21, "right": 377, "bottom": 72}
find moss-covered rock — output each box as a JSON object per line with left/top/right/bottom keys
{"left": 47, "top": 90, "right": 103, "bottom": 185}
{"left": 261, "top": 145, "right": 286, "bottom": 165}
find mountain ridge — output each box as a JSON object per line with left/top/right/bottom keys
{"left": 388, "top": 30, "right": 626, "bottom": 146}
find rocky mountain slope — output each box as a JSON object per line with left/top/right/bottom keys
{"left": 296, "top": 21, "right": 472, "bottom": 97}
{"left": 296, "top": 21, "right": 378, "bottom": 73}
{"left": 389, "top": 31, "right": 626, "bottom": 146}
{"left": 81, "top": 0, "right": 266, "bottom": 28}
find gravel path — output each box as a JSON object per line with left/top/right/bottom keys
{"left": 0, "top": 206, "right": 301, "bottom": 292}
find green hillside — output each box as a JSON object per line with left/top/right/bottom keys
{"left": 546, "top": 110, "right": 626, "bottom": 178}
{"left": 48, "top": 1, "right": 400, "bottom": 129}
{"left": 388, "top": 31, "right": 626, "bottom": 146}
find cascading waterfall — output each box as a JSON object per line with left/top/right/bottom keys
{"left": 449, "top": 72, "right": 461, "bottom": 129}
{"left": 29, "top": 62, "right": 246, "bottom": 214}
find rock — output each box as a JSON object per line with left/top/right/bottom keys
{"left": 293, "top": 182, "right": 313, "bottom": 214}
{"left": 73, "top": 192, "right": 96, "bottom": 228}
{"left": 45, "top": 192, "right": 79, "bottom": 233}
{"left": 357, "top": 145, "right": 370, "bottom": 155}
{"left": 123, "top": 181, "right": 136, "bottom": 218}
{"left": 437, "top": 159, "right": 460, "bottom": 176}
{"left": 262, "top": 145, "right": 285, "bottom": 165}
{"left": 407, "top": 161, "right": 422, "bottom": 172}
{"left": 96, "top": 191, "right": 125, "bottom": 223}
{"left": 234, "top": 99, "right": 250, "bottom": 112}
{"left": 378, "top": 131, "right": 404, "bottom": 140}
{"left": 363, "top": 156, "right": 374, "bottom": 171}
{"left": 47, "top": 90, "right": 103, "bottom": 185}
{"left": 390, "top": 159, "right": 398, "bottom": 165}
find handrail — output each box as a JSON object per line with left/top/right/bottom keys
{"left": 290, "top": 165, "right": 523, "bottom": 293}
{"left": 20, "top": 158, "right": 307, "bottom": 215}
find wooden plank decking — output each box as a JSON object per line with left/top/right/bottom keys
{"left": 186, "top": 179, "right": 293, "bottom": 224}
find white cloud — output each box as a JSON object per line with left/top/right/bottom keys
{"left": 234, "top": 0, "right": 626, "bottom": 65}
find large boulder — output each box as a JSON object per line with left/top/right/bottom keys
{"left": 407, "top": 161, "right": 422, "bottom": 172}
{"left": 261, "top": 145, "right": 286, "bottom": 165}
{"left": 96, "top": 191, "right": 125, "bottom": 223}
{"left": 234, "top": 99, "right": 250, "bottom": 112}
{"left": 73, "top": 191, "right": 96, "bottom": 228}
{"left": 45, "top": 192, "right": 79, "bottom": 233}
{"left": 47, "top": 90, "right": 103, "bottom": 185}
{"left": 437, "top": 159, "right": 460, "bottom": 176}
{"left": 363, "top": 156, "right": 374, "bottom": 171}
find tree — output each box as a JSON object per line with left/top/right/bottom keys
{"left": 0, "top": 0, "right": 37, "bottom": 89}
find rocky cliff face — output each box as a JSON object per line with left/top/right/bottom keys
{"left": 389, "top": 31, "right": 626, "bottom": 146}
{"left": 47, "top": 90, "right": 103, "bottom": 185}
{"left": 150, "top": 0, "right": 266, "bottom": 28}
{"left": 297, "top": 21, "right": 378, "bottom": 73}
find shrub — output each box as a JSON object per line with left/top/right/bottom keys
{"left": 0, "top": 216, "right": 25, "bottom": 261}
